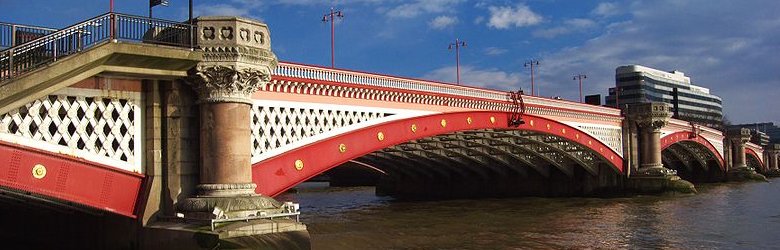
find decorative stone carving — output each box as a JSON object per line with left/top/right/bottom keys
{"left": 188, "top": 16, "right": 278, "bottom": 104}
{"left": 177, "top": 195, "right": 282, "bottom": 220}
{"left": 625, "top": 102, "right": 671, "bottom": 131}
{"left": 187, "top": 65, "right": 271, "bottom": 103}
{"left": 197, "top": 183, "right": 258, "bottom": 196}
{"left": 727, "top": 127, "right": 751, "bottom": 144}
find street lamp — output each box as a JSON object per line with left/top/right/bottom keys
{"left": 448, "top": 38, "right": 467, "bottom": 85}
{"left": 573, "top": 74, "right": 587, "bottom": 103}
{"left": 149, "top": 0, "right": 169, "bottom": 19}
{"left": 322, "top": 7, "right": 344, "bottom": 68}
{"left": 524, "top": 60, "right": 540, "bottom": 95}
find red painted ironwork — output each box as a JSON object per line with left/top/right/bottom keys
{"left": 0, "top": 140, "right": 143, "bottom": 218}
{"left": 507, "top": 90, "right": 525, "bottom": 127}
{"left": 252, "top": 111, "right": 624, "bottom": 197}
{"left": 660, "top": 131, "right": 725, "bottom": 170}
{"left": 745, "top": 147, "right": 765, "bottom": 171}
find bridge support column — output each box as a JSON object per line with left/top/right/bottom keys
{"left": 624, "top": 103, "right": 695, "bottom": 193}
{"left": 726, "top": 127, "right": 768, "bottom": 181}
{"left": 143, "top": 16, "right": 309, "bottom": 249}
{"left": 765, "top": 144, "right": 780, "bottom": 177}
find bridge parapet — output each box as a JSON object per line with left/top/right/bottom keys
{"left": 271, "top": 62, "right": 621, "bottom": 118}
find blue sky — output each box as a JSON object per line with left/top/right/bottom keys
{"left": 2, "top": 0, "right": 778, "bottom": 124}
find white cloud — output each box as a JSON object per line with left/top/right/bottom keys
{"left": 421, "top": 65, "right": 523, "bottom": 90}
{"left": 474, "top": 16, "right": 485, "bottom": 25}
{"left": 484, "top": 47, "right": 508, "bottom": 56}
{"left": 429, "top": 16, "right": 458, "bottom": 29}
{"left": 533, "top": 18, "right": 596, "bottom": 38}
{"left": 565, "top": 18, "right": 597, "bottom": 28}
{"left": 591, "top": 2, "right": 619, "bottom": 17}
{"left": 486, "top": 4, "right": 543, "bottom": 29}
{"left": 385, "top": 0, "right": 464, "bottom": 18}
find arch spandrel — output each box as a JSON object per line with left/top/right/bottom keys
{"left": 252, "top": 111, "right": 625, "bottom": 196}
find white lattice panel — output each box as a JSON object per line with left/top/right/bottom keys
{"left": 563, "top": 122, "right": 624, "bottom": 157}
{"left": 0, "top": 88, "right": 142, "bottom": 173}
{"left": 250, "top": 100, "right": 435, "bottom": 163}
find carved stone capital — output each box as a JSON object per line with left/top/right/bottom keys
{"left": 727, "top": 127, "right": 751, "bottom": 144}
{"left": 186, "top": 65, "right": 271, "bottom": 104}
{"left": 625, "top": 102, "right": 671, "bottom": 131}
{"left": 188, "top": 16, "right": 278, "bottom": 104}
{"left": 767, "top": 144, "right": 780, "bottom": 154}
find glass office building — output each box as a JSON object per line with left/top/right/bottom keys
{"left": 606, "top": 65, "right": 723, "bottom": 129}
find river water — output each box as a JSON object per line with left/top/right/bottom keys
{"left": 277, "top": 181, "right": 780, "bottom": 249}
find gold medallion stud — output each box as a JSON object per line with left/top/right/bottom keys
{"left": 410, "top": 124, "right": 418, "bottom": 133}
{"left": 294, "top": 160, "right": 304, "bottom": 171}
{"left": 377, "top": 132, "right": 385, "bottom": 141}
{"left": 440, "top": 119, "right": 447, "bottom": 128}
{"left": 338, "top": 143, "right": 347, "bottom": 153}
{"left": 467, "top": 117, "right": 473, "bottom": 125}
{"left": 32, "top": 164, "right": 46, "bottom": 179}
{"left": 490, "top": 116, "right": 496, "bottom": 124}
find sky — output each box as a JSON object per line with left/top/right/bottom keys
{"left": 2, "top": 0, "right": 778, "bottom": 124}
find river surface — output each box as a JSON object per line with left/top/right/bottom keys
{"left": 277, "top": 181, "right": 780, "bottom": 249}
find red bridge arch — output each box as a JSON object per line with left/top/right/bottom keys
{"left": 252, "top": 111, "right": 624, "bottom": 197}
{"left": 746, "top": 148, "right": 765, "bottom": 171}
{"left": 661, "top": 131, "right": 725, "bottom": 170}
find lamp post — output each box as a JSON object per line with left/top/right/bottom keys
{"left": 573, "top": 74, "right": 587, "bottom": 103}
{"left": 448, "top": 38, "right": 466, "bottom": 85}
{"left": 149, "top": 0, "right": 169, "bottom": 19}
{"left": 524, "top": 60, "right": 540, "bottom": 95}
{"left": 322, "top": 7, "right": 344, "bottom": 68}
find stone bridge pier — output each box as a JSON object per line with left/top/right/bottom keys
{"left": 142, "top": 16, "right": 309, "bottom": 249}
{"left": 726, "top": 128, "right": 767, "bottom": 181}
{"left": 624, "top": 102, "right": 695, "bottom": 193}
{"left": 766, "top": 144, "right": 780, "bottom": 177}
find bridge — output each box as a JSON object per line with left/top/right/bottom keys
{"left": 0, "top": 13, "right": 777, "bottom": 248}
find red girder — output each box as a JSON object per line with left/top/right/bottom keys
{"left": 0, "top": 140, "right": 143, "bottom": 218}
{"left": 252, "top": 111, "right": 624, "bottom": 197}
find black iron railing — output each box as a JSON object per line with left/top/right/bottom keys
{"left": 0, "top": 22, "right": 57, "bottom": 49}
{"left": 0, "top": 12, "right": 195, "bottom": 83}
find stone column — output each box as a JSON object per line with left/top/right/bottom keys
{"left": 764, "top": 144, "right": 780, "bottom": 177}
{"left": 727, "top": 128, "right": 751, "bottom": 169}
{"left": 624, "top": 102, "right": 694, "bottom": 193}
{"left": 178, "top": 16, "right": 280, "bottom": 219}
{"left": 726, "top": 127, "right": 766, "bottom": 181}
{"left": 626, "top": 102, "right": 675, "bottom": 176}
{"left": 772, "top": 145, "right": 780, "bottom": 170}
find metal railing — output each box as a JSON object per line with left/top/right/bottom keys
{"left": 274, "top": 62, "right": 624, "bottom": 117}
{"left": 0, "top": 12, "right": 194, "bottom": 83}
{"left": 0, "top": 22, "right": 57, "bottom": 49}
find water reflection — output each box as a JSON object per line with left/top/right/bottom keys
{"left": 277, "top": 181, "right": 780, "bottom": 249}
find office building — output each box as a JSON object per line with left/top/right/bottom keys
{"left": 605, "top": 65, "right": 723, "bottom": 129}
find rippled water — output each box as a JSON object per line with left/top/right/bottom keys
{"left": 277, "top": 181, "right": 780, "bottom": 249}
